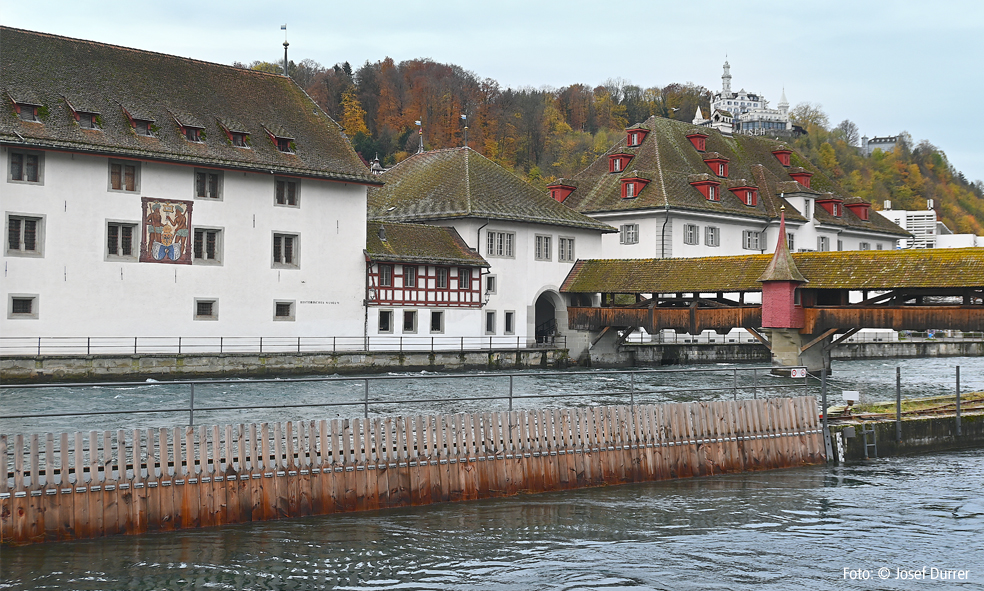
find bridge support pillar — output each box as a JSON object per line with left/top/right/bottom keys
{"left": 769, "top": 329, "right": 831, "bottom": 375}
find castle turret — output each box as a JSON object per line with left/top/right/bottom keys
{"left": 722, "top": 59, "right": 732, "bottom": 97}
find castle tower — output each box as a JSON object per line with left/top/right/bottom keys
{"left": 778, "top": 88, "right": 789, "bottom": 115}
{"left": 722, "top": 59, "right": 732, "bottom": 96}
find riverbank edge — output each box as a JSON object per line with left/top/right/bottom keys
{"left": 828, "top": 413, "right": 984, "bottom": 461}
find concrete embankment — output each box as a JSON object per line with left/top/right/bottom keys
{"left": 0, "top": 349, "right": 568, "bottom": 384}
{"left": 829, "top": 413, "right": 983, "bottom": 461}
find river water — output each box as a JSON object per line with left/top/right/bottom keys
{"left": 1, "top": 449, "right": 981, "bottom": 590}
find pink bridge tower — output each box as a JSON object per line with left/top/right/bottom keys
{"left": 758, "top": 206, "right": 807, "bottom": 328}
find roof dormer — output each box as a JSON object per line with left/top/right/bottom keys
{"left": 689, "top": 174, "right": 722, "bottom": 201}
{"left": 218, "top": 119, "right": 250, "bottom": 148}
{"left": 7, "top": 91, "right": 43, "bottom": 123}
{"left": 626, "top": 125, "right": 649, "bottom": 147}
{"left": 171, "top": 111, "right": 206, "bottom": 143}
{"left": 609, "top": 151, "right": 634, "bottom": 173}
{"left": 547, "top": 179, "right": 578, "bottom": 203}
{"left": 64, "top": 98, "right": 100, "bottom": 130}
{"left": 12, "top": 101, "right": 41, "bottom": 122}
{"left": 844, "top": 198, "right": 871, "bottom": 221}
{"left": 728, "top": 182, "right": 758, "bottom": 206}
{"left": 788, "top": 167, "right": 813, "bottom": 189}
{"left": 620, "top": 172, "right": 650, "bottom": 199}
{"left": 702, "top": 152, "right": 729, "bottom": 178}
{"left": 816, "top": 194, "right": 844, "bottom": 217}
{"left": 686, "top": 129, "right": 709, "bottom": 152}
{"left": 772, "top": 145, "right": 792, "bottom": 167}
{"left": 263, "top": 125, "right": 295, "bottom": 153}
{"left": 122, "top": 105, "right": 156, "bottom": 137}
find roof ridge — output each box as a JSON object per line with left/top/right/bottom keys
{"left": 464, "top": 147, "right": 472, "bottom": 214}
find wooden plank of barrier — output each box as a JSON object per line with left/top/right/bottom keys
{"left": 329, "top": 419, "right": 342, "bottom": 512}
{"left": 271, "top": 422, "right": 286, "bottom": 520}
{"left": 0, "top": 435, "right": 8, "bottom": 544}
{"left": 284, "top": 421, "right": 298, "bottom": 518}
{"left": 397, "top": 417, "right": 412, "bottom": 507}
{"left": 409, "top": 416, "right": 424, "bottom": 506}
{"left": 503, "top": 411, "right": 518, "bottom": 495}
{"left": 475, "top": 413, "right": 490, "bottom": 497}
{"left": 145, "top": 430, "right": 160, "bottom": 532}
{"left": 313, "top": 420, "right": 327, "bottom": 515}
{"left": 428, "top": 416, "right": 443, "bottom": 503}
{"left": 235, "top": 424, "right": 251, "bottom": 524}
{"left": 12, "top": 434, "right": 26, "bottom": 543}
{"left": 575, "top": 408, "right": 590, "bottom": 486}
{"left": 373, "top": 418, "right": 389, "bottom": 508}
{"left": 349, "top": 419, "right": 364, "bottom": 512}
{"left": 204, "top": 426, "right": 218, "bottom": 528}
{"left": 247, "top": 423, "right": 261, "bottom": 523}
{"left": 25, "top": 434, "right": 41, "bottom": 543}
{"left": 562, "top": 409, "right": 577, "bottom": 489}
{"left": 41, "top": 433, "right": 57, "bottom": 542}
{"left": 104, "top": 430, "right": 121, "bottom": 537}
{"left": 58, "top": 432, "right": 73, "bottom": 540}
{"left": 436, "top": 415, "right": 451, "bottom": 503}
{"left": 343, "top": 419, "right": 358, "bottom": 512}
{"left": 180, "top": 426, "right": 196, "bottom": 530}
{"left": 463, "top": 413, "right": 478, "bottom": 501}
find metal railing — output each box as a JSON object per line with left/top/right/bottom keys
{"left": 1, "top": 365, "right": 809, "bottom": 427}
{"left": 623, "top": 329, "right": 984, "bottom": 345}
{"left": 0, "top": 335, "right": 567, "bottom": 357}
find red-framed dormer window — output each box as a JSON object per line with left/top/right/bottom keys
{"left": 691, "top": 179, "right": 721, "bottom": 201}
{"left": 729, "top": 186, "right": 758, "bottom": 206}
{"left": 621, "top": 177, "right": 649, "bottom": 199}
{"left": 772, "top": 148, "right": 792, "bottom": 166}
{"left": 547, "top": 182, "right": 577, "bottom": 203}
{"left": 845, "top": 201, "right": 871, "bottom": 221}
{"left": 686, "top": 131, "right": 708, "bottom": 152}
{"left": 703, "top": 157, "right": 729, "bottom": 178}
{"left": 817, "top": 198, "right": 844, "bottom": 217}
{"left": 609, "top": 153, "right": 633, "bottom": 173}
{"left": 627, "top": 128, "right": 649, "bottom": 146}
{"left": 789, "top": 170, "right": 812, "bottom": 188}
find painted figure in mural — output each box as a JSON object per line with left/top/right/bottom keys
{"left": 140, "top": 197, "right": 193, "bottom": 264}
{"left": 170, "top": 205, "right": 188, "bottom": 256}
{"left": 145, "top": 206, "right": 163, "bottom": 253}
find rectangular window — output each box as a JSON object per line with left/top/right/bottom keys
{"left": 684, "top": 223, "right": 699, "bottom": 245}
{"left": 194, "top": 299, "right": 218, "bottom": 321}
{"left": 817, "top": 236, "right": 830, "bottom": 252}
{"left": 876, "top": 243, "right": 883, "bottom": 250}
{"left": 619, "top": 224, "right": 639, "bottom": 245}
{"left": 195, "top": 170, "right": 222, "bottom": 199}
{"left": 403, "top": 310, "right": 417, "bottom": 333}
{"left": 17, "top": 104, "right": 38, "bottom": 122}
{"left": 193, "top": 228, "right": 222, "bottom": 264}
{"left": 707, "top": 185, "right": 717, "bottom": 201}
{"left": 378, "top": 310, "right": 393, "bottom": 333}
{"left": 379, "top": 264, "right": 393, "bottom": 287}
{"left": 485, "top": 311, "right": 496, "bottom": 335}
{"left": 804, "top": 199, "right": 812, "bottom": 220}
{"left": 109, "top": 160, "right": 139, "bottom": 192}
{"left": 837, "top": 239, "right": 844, "bottom": 251}
{"left": 232, "top": 132, "right": 249, "bottom": 147}
{"left": 8, "top": 294, "right": 38, "bottom": 319}
{"left": 185, "top": 127, "right": 202, "bottom": 142}
{"left": 78, "top": 112, "right": 99, "bottom": 129}
{"left": 487, "top": 231, "right": 515, "bottom": 257}
{"left": 612, "top": 158, "right": 622, "bottom": 173}
{"left": 430, "top": 310, "right": 444, "bottom": 333}
{"left": 504, "top": 311, "right": 515, "bottom": 335}
{"left": 404, "top": 265, "right": 416, "bottom": 288}
{"left": 435, "top": 267, "right": 448, "bottom": 289}
{"left": 275, "top": 178, "right": 299, "bottom": 206}
{"left": 458, "top": 267, "right": 471, "bottom": 289}
{"left": 859, "top": 242, "right": 870, "bottom": 251}
{"left": 559, "top": 237, "right": 575, "bottom": 262}
{"left": 273, "top": 233, "right": 299, "bottom": 267}
{"left": 705, "top": 226, "right": 720, "bottom": 247}
{"left": 134, "top": 119, "right": 154, "bottom": 136}
{"left": 743, "top": 230, "right": 761, "bottom": 250}
{"left": 276, "top": 137, "right": 293, "bottom": 153}
{"left": 787, "top": 234, "right": 795, "bottom": 252}
{"left": 625, "top": 182, "right": 635, "bottom": 198}
{"left": 6, "top": 215, "right": 43, "bottom": 256}
{"left": 485, "top": 275, "right": 496, "bottom": 295}
{"left": 535, "top": 235, "right": 552, "bottom": 261}
{"left": 8, "top": 151, "right": 42, "bottom": 184}
{"left": 107, "top": 222, "right": 137, "bottom": 259}
{"left": 274, "top": 301, "right": 295, "bottom": 321}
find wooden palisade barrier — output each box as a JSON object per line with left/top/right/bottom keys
{"left": 1, "top": 397, "right": 823, "bottom": 545}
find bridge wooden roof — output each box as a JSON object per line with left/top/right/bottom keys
{"left": 561, "top": 248, "right": 984, "bottom": 293}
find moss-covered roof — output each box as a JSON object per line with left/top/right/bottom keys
{"left": 0, "top": 27, "right": 379, "bottom": 184}
{"left": 562, "top": 248, "right": 984, "bottom": 293}
{"left": 368, "top": 147, "right": 615, "bottom": 232}
{"left": 366, "top": 221, "right": 489, "bottom": 267}
{"left": 564, "top": 115, "right": 908, "bottom": 237}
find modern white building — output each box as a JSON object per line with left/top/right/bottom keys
{"left": 551, "top": 116, "right": 910, "bottom": 261}
{"left": 1, "top": 27, "right": 378, "bottom": 346}
{"left": 881, "top": 202, "right": 937, "bottom": 248}
{"left": 366, "top": 147, "right": 615, "bottom": 345}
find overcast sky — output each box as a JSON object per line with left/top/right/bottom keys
{"left": 4, "top": 0, "right": 982, "bottom": 182}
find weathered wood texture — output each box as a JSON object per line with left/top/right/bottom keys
{"left": 567, "top": 306, "right": 763, "bottom": 334}
{"left": 1, "top": 397, "right": 823, "bottom": 545}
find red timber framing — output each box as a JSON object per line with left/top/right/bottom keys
{"left": 367, "top": 262, "right": 483, "bottom": 307}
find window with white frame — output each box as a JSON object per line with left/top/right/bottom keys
{"left": 194, "top": 299, "right": 218, "bottom": 321}
{"left": 430, "top": 310, "right": 444, "bottom": 333}
{"left": 275, "top": 177, "right": 299, "bottom": 206}
{"left": 787, "top": 233, "right": 795, "bottom": 252}
{"left": 485, "top": 311, "right": 496, "bottom": 335}
{"left": 193, "top": 228, "right": 222, "bottom": 264}
{"left": 6, "top": 214, "right": 43, "bottom": 257}
{"left": 742, "top": 230, "right": 761, "bottom": 250}
{"left": 107, "top": 221, "right": 138, "bottom": 260}
{"left": 705, "top": 226, "right": 720, "bottom": 247}
{"left": 272, "top": 233, "right": 298, "bottom": 268}
{"left": 403, "top": 265, "right": 417, "bottom": 287}
{"left": 8, "top": 294, "right": 38, "bottom": 319}
{"left": 195, "top": 169, "right": 222, "bottom": 200}
{"left": 484, "top": 274, "right": 497, "bottom": 295}
{"left": 504, "top": 311, "right": 515, "bottom": 335}
{"left": 274, "top": 300, "right": 295, "bottom": 321}
{"left": 109, "top": 160, "right": 139, "bottom": 192}
{"left": 625, "top": 182, "right": 636, "bottom": 198}
{"left": 684, "top": 223, "right": 699, "bottom": 245}
{"left": 378, "top": 310, "right": 394, "bottom": 333}
{"left": 817, "top": 236, "right": 830, "bottom": 252}
{"left": 487, "top": 231, "right": 515, "bottom": 257}
{"left": 535, "top": 235, "right": 552, "bottom": 261}
{"left": 558, "top": 237, "right": 575, "bottom": 262}
{"left": 379, "top": 264, "right": 393, "bottom": 287}
{"left": 403, "top": 310, "right": 417, "bottom": 333}
{"left": 435, "top": 267, "right": 448, "bottom": 289}
{"left": 620, "top": 224, "right": 639, "bottom": 245}
{"left": 458, "top": 267, "right": 471, "bottom": 289}
{"left": 859, "top": 242, "right": 870, "bottom": 250}
{"left": 804, "top": 199, "right": 812, "bottom": 220}
{"left": 707, "top": 185, "right": 717, "bottom": 201}
{"left": 837, "top": 239, "right": 843, "bottom": 251}
{"left": 8, "top": 150, "right": 43, "bottom": 184}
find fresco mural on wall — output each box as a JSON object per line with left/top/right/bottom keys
{"left": 140, "top": 197, "right": 193, "bottom": 264}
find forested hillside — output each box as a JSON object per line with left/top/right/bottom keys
{"left": 238, "top": 57, "right": 984, "bottom": 234}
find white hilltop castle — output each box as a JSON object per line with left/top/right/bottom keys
{"left": 694, "top": 60, "right": 792, "bottom": 136}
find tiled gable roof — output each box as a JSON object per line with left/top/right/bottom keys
{"left": 366, "top": 221, "right": 489, "bottom": 267}
{"left": 368, "top": 147, "right": 615, "bottom": 232}
{"left": 0, "top": 27, "right": 378, "bottom": 184}
{"left": 561, "top": 248, "right": 984, "bottom": 293}
{"left": 564, "top": 115, "right": 908, "bottom": 237}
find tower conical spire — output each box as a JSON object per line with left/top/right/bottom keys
{"left": 758, "top": 207, "right": 807, "bottom": 284}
